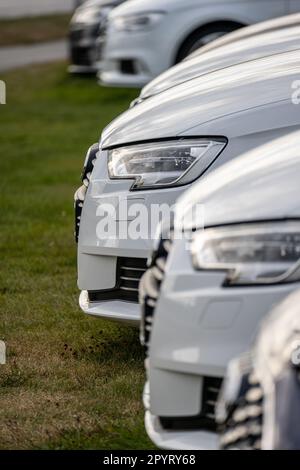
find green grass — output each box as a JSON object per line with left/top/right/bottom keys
{"left": 0, "top": 14, "right": 71, "bottom": 47}
{"left": 0, "top": 62, "right": 153, "bottom": 449}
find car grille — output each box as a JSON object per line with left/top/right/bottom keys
{"left": 98, "top": 22, "right": 107, "bottom": 39}
{"left": 119, "top": 257, "right": 148, "bottom": 301}
{"left": 218, "top": 368, "right": 263, "bottom": 450}
{"left": 95, "top": 23, "right": 107, "bottom": 62}
{"left": 88, "top": 257, "right": 148, "bottom": 304}
{"left": 139, "top": 233, "right": 173, "bottom": 355}
{"left": 159, "top": 376, "right": 223, "bottom": 432}
{"left": 70, "top": 23, "right": 101, "bottom": 42}
{"left": 202, "top": 377, "right": 223, "bottom": 424}
{"left": 70, "top": 45, "right": 93, "bottom": 66}
{"left": 74, "top": 185, "right": 86, "bottom": 243}
{"left": 120, "top": 59, "right": 136, "bottom": 75}
{"left": 70, "top": 29, "right": 85, "bottom": 42}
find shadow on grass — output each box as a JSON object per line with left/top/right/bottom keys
{"left": 60, "top": 325, "right": 144, "bottom": 367}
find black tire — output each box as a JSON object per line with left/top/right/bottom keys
{"left": 175, "top": 22, "right": 244, "bottom": 63}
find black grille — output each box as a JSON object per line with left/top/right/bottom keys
{"left": 202, "top": 377, "right": 223, "bottom": 424}
{"left": 88, "top": 257, "right": 147, "bottom": 303}
{"left": 70, "top": 29, "right": 85, "bottom": 42}
{"left": 98, "top": 22, "right": 107, "bottom": 39}
{"left": 140, "top": 233, "right": 173, "bottom": 355}
{"left": 119, "top": 257, "right": 148, "bottom": 301}
{"left": 120, "top": 59, "right": 136, "bottom": 75}
{"left": 160, "top": 376, "right": 223, "bottom": 433}
{"left": 70, "top": 46, "right": 93, "bottom": 66}
{"left": 70, "top": 23, "right": 101, "bottom": 43}
{"left": 218, "top": 366, "right": 263, "bottom": 450}
{"left": 95, "top": 22, "right": 107, "bottom": 61}
{"left": 74, "top": 185, "right": 87, "bottom": 243}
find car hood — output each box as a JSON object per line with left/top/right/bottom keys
{"left": 177, "top": 131, "right": 300, "bottom": 229}
{"left": 140, "top": 24, "right": 300, "bottom": 99}
{"left": 81, "top": 0, "right": 122, "bottom": 8}
{"left": 101, "top": 49, "right": 300, "bottom": 149}
{"left": 110, "top": 0, "right": 231, "bottom": 17}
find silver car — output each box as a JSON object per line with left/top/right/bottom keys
{"left": 141, "top": 131, "right": 300, "bottom": 449}
{"left": 76, "top": 48, "right": 300, "bottom": 325}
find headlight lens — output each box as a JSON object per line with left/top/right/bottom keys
{"left": 112, "top": 12, "right": 165, "bottom": 32}
{"left": 108, "top": 139, "right": 226, "bottom": 190}
{"left": 71, "top": 6, "right": 108, "bottom": 25}
{"left": 191, "top": 222, "right": 300, "bottom": 285}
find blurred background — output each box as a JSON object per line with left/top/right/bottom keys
{"left": 0, "top": 0, "right": 75, "bottom": 18}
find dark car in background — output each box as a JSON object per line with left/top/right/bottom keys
{"left": 69, "top": 0, "right": 125, "bottom": 73}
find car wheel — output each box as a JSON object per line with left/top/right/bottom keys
{"left": 176, "top": 23, "right": 243, "bottom": 62}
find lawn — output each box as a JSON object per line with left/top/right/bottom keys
{"left": 0, "top": 62, "right": 153, "bottom": 449}
{"left": 0, "top": 14, "right": 71, "bottom": 47}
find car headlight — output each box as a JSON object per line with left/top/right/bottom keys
{"left": 191, "top": 222, "right": 300, "bottom": 286}
{"left": 107, "top": 139, "right": 226, "bottom": 190}
{"left": 71, "top": 6, "right": 111, "bottom": 25}
{"left": 112, "top": 12, "right": 166, "bottom": 32}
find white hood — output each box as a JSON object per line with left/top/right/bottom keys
{"left": 101, "top": 49, "right": 300, "bottom": 148}
{"left": 110, "top": 0, "right": 241, "bottom": 18}
{"left": 79, "top": 0, "right": 122, "bottom": 9}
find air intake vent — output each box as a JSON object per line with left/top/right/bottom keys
{"left": 140, "top": 235, "right": 173, "bottom": 355}
{"left": 88, "top": 257, "right": 147, "bottom": 303}
{"left": 119, "top": 257, "right": 148, "bottom": 301}
{"left": 159, "top": 376, "right": 223, "bottom": 432}
{"left": 202, "top": 377, "right": 223, "bottom": 423}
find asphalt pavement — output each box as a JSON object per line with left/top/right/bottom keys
{"left": 0, "top": 40, "right": 67, "bottom": 72}
{"left": 0, "top": 0, "right": 74, "bottom": 18}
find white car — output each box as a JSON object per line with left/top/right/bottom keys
{"left": 76, "top": 48, "right": 300, "bottom": 325}
{"left": 141, "top": 131, "right": 300, "bottom": 450}
{"left": 69, "top": 0, "right": 125, "bottom": 73}
{"left": 137, "top": 12, "right": 300, "bottom": 103}
{"left": 98, "top": 0, "right": 300, "bottom": 87}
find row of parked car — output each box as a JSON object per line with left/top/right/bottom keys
{"left": 69, "top": 0, "right": 300, "bottom": 85}
{"left": 74, "top": 1, "right": 300, "bottom": 451}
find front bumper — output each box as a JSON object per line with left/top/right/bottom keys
{"left": 78, "top": 256, "right": 148, "bottom": 326}
{"left": 68, "top": 52, "right": 97, "bottom": 74}
{"left": 99, "top": 60, "right": 153, "bottom": 88}
{"left": 79, "top": 290, "right": 141, "bottom": 325}
{"left": 77, "top": 148, "right": 188, "bottom": 324}
{"left": 146, "top": 237, "right": 300, "bottom": 449}
{"left": 99, "top": 26, "right": 172, "bottom": 88}
{"left": 143, "top": 380, "right": 219, "bottom": 450}
{"left": 145, "top": 409, "right": 218, "bottom": 451}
